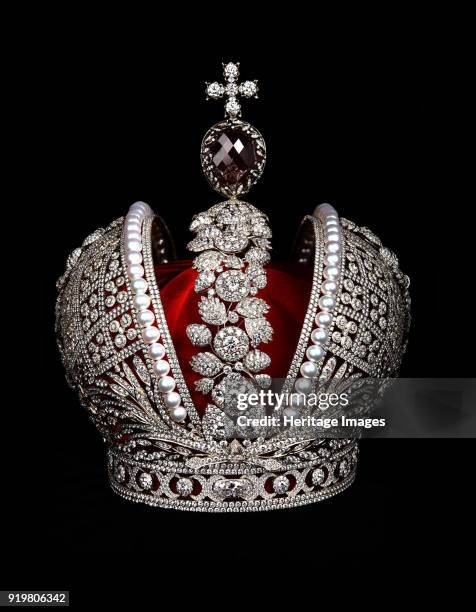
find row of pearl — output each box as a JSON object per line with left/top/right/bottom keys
{"left": 295, "top": 203, "right": 343, "bottom": 393}
{"left": 124, "top": 201, "right": 187, "bottom": 423}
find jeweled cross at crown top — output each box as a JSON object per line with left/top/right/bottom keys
{"left": 205, "top": 62, "right": 258, "bottom": 118}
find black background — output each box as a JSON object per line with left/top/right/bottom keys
{"left": 6, "top": 10, "right": 474, "bottom": 602}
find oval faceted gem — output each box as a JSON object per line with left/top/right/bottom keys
{"left": 209, "top": 126, "right": 257, "bottom": 190}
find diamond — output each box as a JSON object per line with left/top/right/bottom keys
{"left": 244, "top": 349, "right": 270, "bottom": 372}
{"left": 114, "top": 334, "right": 126, "bottom": 348}
{"left": 186, "top": 324, "right": 212, "bottom": 347}
{"left": 239, "top": 80, "right": 258, "bottom": 98}
{"left": 198, "top": 296, "right": 227, "bottom": 325}
{"left": 223, "top": 62, "right": 239, "bottom": 80}
{"left": 214, "top": 231, "right": 249, "bottom": 253}
{"left": 213, "top": 327, "right": 250, "bottom": 362}
{"left": 255, "top": 373, "right": 272, "bottom": 389}
{"left": 193, "top": 250, "right": 223, "bottom": 272}
{"left": 176, "top": 478, "right": 193, "bottom": 497}
{"left": 244, "top": 317, "right": 273, "bottom": 346}
{"left": 109, "top": 320, "right": 120, "bottom": 333}
{"left": 138, "top": 472, "right": 153, "bottom": 490}
{"left": 225, "top": 82, "right": 239, "bottom": 96}
{"left": 126, "top": 328, "right": 137, "bottom": 341}
{"left": 120, "top": 313, "right": 132, "bottom": 327}
{"left": 114, "top": 464, "right": 126, "bottom": 483}
{"left": 206, "top": 82, "right": 224, "bottom": 99}
{"left": 190, "top": 352, "right": 223, "bottom": 376}
{"left": 312, "top": 468, "right": 325, "bottom": 486}
{"left": 273, "top": 475, "right": 290, "bottom": 494}
{"left": 225, "top": 98, "right": 241, "bottom": 117}
{"left": 216, "top": 270, "right": 250, "bottom": 302}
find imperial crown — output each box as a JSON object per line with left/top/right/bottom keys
{"left": 55, "top": 63, "right": 410, "bottom": 512}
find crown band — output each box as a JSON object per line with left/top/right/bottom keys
{"left": 108, "top": 439, "right": 358, "bottom": 512}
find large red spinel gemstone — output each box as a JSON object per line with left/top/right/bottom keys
{"left": 209, "top": 127, "right": 258, "bottom": 190}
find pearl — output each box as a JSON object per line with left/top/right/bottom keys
{"left": 322, "top": 279, "right": 338, "bottom": 294}
{"left": 326, "top": 233, "right": 340, "bottom": 244}
{"left": 134, "top": 294, "right": 151, "bottom": 310}
{"left": 306, "top": 344, "right": 324, "bottom": 362}
{"left": 142, "top": 326, "right": 160, "bottom": 344}
{"left": 164, "top": 391, "right": 181, "bottom": 408}
{"left": 324, "top": 254, "right": 340, "bottom": 267}
{"left": 131, "top": 278, "right": 148, "bottom": 294}
{"left": 149, "top": 342, "right": 165, "bottom": 360}
{"left": 130, "top": 201, "right": 149, "bottom": 214}
{"left": 326, "top": 218, "right": 339, "bottom": 227}
{"left": 319, "top": 295, "right": 336, "bottom": 311}
{"left": 127, "top": 264, "right": 144, "bottom": 280}
{"left": 300, "top": 361, "right": 318, "bottom": 378}
{"left": 295, "top": 377, "right": 313, "bottom": 394}
{"left": 153, "top": 359, "right": 170, "bottom": 376}
{"left": 127, "top": 231, "right": 141, "bottom": 243}
{"left": 327, "top": 243, "right": 341, "bottom": 254}
{"left": 128, "top": 210, "right": 144, "bottom": 219}
{"left": 137, "top": 309, "right": 155, "bottom": 327}
{"left": 126, "top": 251, "right": 142, "bottom": 265}
{"left": 311, "top": 328, "right": 328, "bottom": 345}
{"left": 170, "top": 405, "right": 187, "bottom": 423}
{"left": 126, "top": 221, "right": 141, "bottom": 233}
{"left": 127, "top": 239, "right": 142, "bottom": 253}
{"left": 324, "top": 266, "right": 339, "bottom": 280}
{"left": 158, "top": 375, "right": 176, "bottom": 393}
{"left": 316, "top": 204, "right": 337, "bottom": 218}
{"left": 315, "top": 312, "right": 333, "bottom": 328}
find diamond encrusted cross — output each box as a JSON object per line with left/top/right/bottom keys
{"left": 205, "top": 62, "right": 258, "bottom": 118}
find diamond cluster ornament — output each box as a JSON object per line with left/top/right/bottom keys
{"left": 186, "top": 199, "right": 273, "bottom": 423}
{"left": 205, "top": 62, "right": 258, "bottom": 119}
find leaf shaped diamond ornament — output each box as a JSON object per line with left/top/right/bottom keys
{"left": 244, "top": 349, "right": 271, "bottom": 372}
{"left": 187, "top": 235, "right": 214, "bottom": 252}
{"left": 319, "top": 356, "right": 337, "bottom": 384}
{"left": 193, "top": 250, "right": 223, "bottom": 272}
{"left": 245, "top": 246, "right": 270, "bottom": 265}
{"left": 189, "top": 213, "right": 212, "bottom": 232}
{"left": 255, "top": 374, "right": 272, "bottom": 389}
{"left": 186, "top": 324, "right": 212, "bottom": 347}
{"left": 194, "top": 377, "right": 215, "bottom": 394}
{"left": 194, "top": 270, "right": 215, "bottom": 292}
{"left": 236, "top": 297, "right": 270, "bottom": 318}
{"left": 133, "top": 356, "right": 151, "bottom": 386}
{"left": 111, "top": 383, "right": 128, "bottom": 397}
{"left": 245, "top": 317, "right": 273, "bottom": 346}
{"left": 190, "top": 352, "right": 223, "bottom": 376}
{"left": 198, "top": 296, "right": 227, "bottom": 325}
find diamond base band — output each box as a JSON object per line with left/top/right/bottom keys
{"left": 107, "top": 440, "right": 358, "bottom": 513}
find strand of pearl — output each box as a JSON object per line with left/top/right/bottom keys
{"left": 124, "top": 201, "right": 187, "bottom": 423}
{"left": 295, "top": 203, "right": 343, "bottom": 392}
